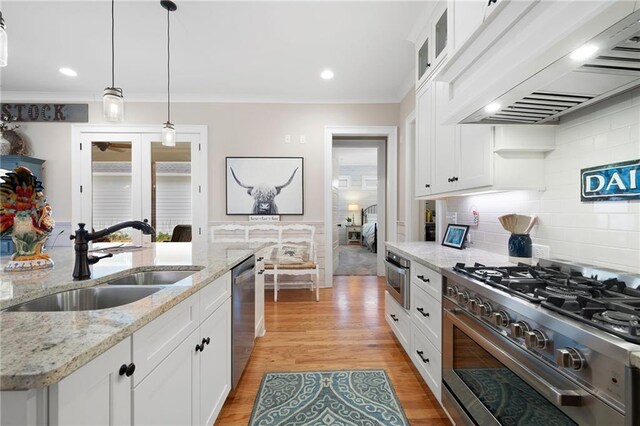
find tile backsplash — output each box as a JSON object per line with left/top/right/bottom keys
{"left": 447, "top": 89, "right": 640, "bottom": 273}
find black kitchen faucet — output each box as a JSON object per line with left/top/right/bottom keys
{"left": 71, "top": 220, "right": 155, "bottom": 279}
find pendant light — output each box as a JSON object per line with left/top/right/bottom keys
{"left": 161, "top": 1, "right": 177, "bottom": 147}
{"left": 0, "top": 11, "right": 7, "bottom": 67}
{"left": 103, "top": 0, "right": 124, "bottom": 121}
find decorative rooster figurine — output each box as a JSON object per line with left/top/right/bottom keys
{"left": 1, "top": 166, "right": 55, "bottom": 271}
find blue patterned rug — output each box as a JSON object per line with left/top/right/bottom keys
{"left": 249, "top": 370, "right": 410, "bottom": 426}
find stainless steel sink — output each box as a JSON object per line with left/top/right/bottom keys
{"left": 105, "top": 270, "right": 198, "bottom": 286}
{"left": 4, "top": 286, "right": 161, "bottom": 312}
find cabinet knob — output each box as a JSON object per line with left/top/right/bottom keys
{"left": 119, "top": 363, "right": 135, "bottom": 377}
{"left": 203, "top": 337, "right": 210, "bottom": 346}
{"left": 447, "top": 177, "right": 452, "bottom": 183}
{"left": 195, "top": 343, "right": 203, "bottom": 352}
{"left": 257, "top": 257, "right": 264, "bottom": 262}
{"left": 454, "top": 176, "right": 459, "bottom": 182}
{"left": 425, "top": 184, "right": 430, "bottom": 188}
{"left": 488, "top": 0, "right": 497, "bottom": 5}
{"left": 390, "top": 314, "right": 399, "bottom": 322}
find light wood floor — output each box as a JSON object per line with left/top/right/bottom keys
{"left": 215, "top": 276, "right": 450, "bottom": 425}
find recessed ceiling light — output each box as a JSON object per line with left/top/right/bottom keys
{"left": 59, "top": 67, "right": 77, "bottom": 77}
{"left": 569, "top": 44, "right": 598, "bottom": 61}
{"left": 484, "top": 102, "right": 501, "bottom": 113}
{"left": 321, "top": 69, "right": 334, "bottom": 80}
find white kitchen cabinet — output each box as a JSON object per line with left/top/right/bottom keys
{"left": 133, "top": 328, "right": 199, "bottom": 426}
{"left": 132, "top": 296, "right": 232, "bottom": 426}
{"left": 132, "top": 293, "right": 200, "bottom": 386}
{"left": 415, "top": 82, "right": 435, "bottom": 197}
{"left": 415, "top": 1, "right": 449, "bottom": 87}
{"left": 448, "top": 0, "right": 506, "bottom": 55}
{"left": 409, "top": 261, "right": 443, "bottom": 402}
{"left": 384, "top": 291, "right": 411, "bottom": 353}
{"left": 415, "top": 80, "right": 554, "bottom": 198}
{"left": 431, "top": 82, "right": 457, "bottom": 195}
{"left": 198, "top": 299, "right": 232, "bottom": 426}
{"left": 50, "top": 338, "right": 132, "bottom": 426}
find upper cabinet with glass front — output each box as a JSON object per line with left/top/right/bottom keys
{"left": 416, "top": 2, "right": 449, "bottom": 88}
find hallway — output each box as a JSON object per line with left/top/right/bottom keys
{"left": 215, "top": 276, "right": 449, "bottom": 425}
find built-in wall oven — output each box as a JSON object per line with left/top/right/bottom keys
{"left": 441, "top": 264, "right": 639, "bottom": 426}
{"left": 385, "top": 250, "right": 410, "bottom": 309}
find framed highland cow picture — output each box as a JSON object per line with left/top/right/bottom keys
{"left": 226, "top": 157, "right": 304, "bottom": 215}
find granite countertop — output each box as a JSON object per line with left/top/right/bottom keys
{"left": 0, "top": 242, "right": 266, "bottom": 390}
{"left": 385, "top": 241, "right": 513, "bottom": 274}
{"left": 387, "top": 242, "right": 640, "bottom": 369}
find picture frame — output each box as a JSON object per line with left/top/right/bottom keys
{"left": 226, "top": 157, "right": 304, "bottom": 215}
{"left": 442, "top": 224, "right": 469, "bottom": 250}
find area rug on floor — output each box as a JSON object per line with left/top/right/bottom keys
{"left": 249, "top": 370, "right": 409, "bottom": 426}
{"left": 334, "top": 246, "right": 377, "bottom": 276}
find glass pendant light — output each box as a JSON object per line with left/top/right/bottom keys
{"left": 161, "top": 1, "right": 177, "bottom": 147}
{"left": 103, "top": 0, "right": 124, "bottom": 121}
{"left": 0, "top": 11, "right": 8, "bottom": 67}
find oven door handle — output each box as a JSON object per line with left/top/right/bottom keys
{"left": 384, "top": 259, "right": 409, "bottom": 275}
{"left": 445, "top": 308, "right": 589, "bottom": 407}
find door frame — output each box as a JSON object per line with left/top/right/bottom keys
{"left": 324, "top": 125, "right": 398, "bottom": 286}
{"left": 71, "top": 125, "right": 208, "bottom": 244}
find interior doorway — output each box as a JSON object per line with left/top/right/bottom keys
{"left": 332, "top": 144, "right": 380, "bottom": 276}
{"left": 323, "top": 126, "right": 398, "bottom": 287}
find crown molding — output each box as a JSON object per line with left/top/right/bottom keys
{"left": 1, "top": 91, "right": 404, "bottom": 104}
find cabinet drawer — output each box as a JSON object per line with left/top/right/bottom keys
{"left": 411, "top": 286, "right": 441, "bottom": 350}
{"left": 410, "top": 323, "right": 442, "bottom": 402}
{"left": 385, "top": 291, "right": 411, "bottom": 353}
{"left": 411, "top": 262, "right": 442, "bottom": 301}
{"left": 199, "top": 271, "right": 231, "bottom": 322}
{"left": 132, "top": 293, "right": 200, "bottom": 386}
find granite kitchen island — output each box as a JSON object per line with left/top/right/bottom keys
{"left": 0, "top": 242, "right": 266, "bottom": 425}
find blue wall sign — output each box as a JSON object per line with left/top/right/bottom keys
{"left": 581, "top": 159, "right": 639, "bottom": 201}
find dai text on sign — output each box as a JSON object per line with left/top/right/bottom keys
{"left": 581, "top": 159, "right": 639, "bottom": 201}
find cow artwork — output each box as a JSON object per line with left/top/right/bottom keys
{"left": 230, "top": 167, "right": 300, "bottom": 215}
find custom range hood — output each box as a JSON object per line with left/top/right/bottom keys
{"left": 464, "top": 9, "right": 640, "bottom": 124}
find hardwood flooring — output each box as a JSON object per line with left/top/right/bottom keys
{"left": 215, "top": 276, "right": 450, "bottom": 425}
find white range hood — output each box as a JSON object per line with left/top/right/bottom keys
{"left": 463, "top": 9, "right": 640, "bottom": 124}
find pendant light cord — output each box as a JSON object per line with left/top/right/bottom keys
{"left": 111, "top": 0, "right": 115, "bottom": 88}
{"left": 167, "top": 7, "right": 171, "bottom": 123}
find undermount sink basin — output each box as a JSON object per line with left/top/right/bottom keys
{"left": 4, "top": 286, "right": 161, "bottom": 312}
{"left": 105, "top": 270, "right": 198, "bottom": 286}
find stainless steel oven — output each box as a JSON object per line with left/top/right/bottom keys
{"left": 385, "top": 250, "right": 410, "bottom": 309}
{"left": 442, "top": 297, "right": 628, "bottom": 426}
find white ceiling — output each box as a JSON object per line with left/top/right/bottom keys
{"left": 0, "top": 1, "right": 431, "bottom": 103}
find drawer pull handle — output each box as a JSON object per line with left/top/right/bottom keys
{"left": 417, "top": 275, "right": 430, "bottom": 283}
{"left": 416, "top": 307, "right": 430, "bottom": 317}
{"left": 257, "top": 257, "right": 264, "bottom": 261}
{"left": 416, "top": 351, "right": 430, "bottom": 364}
{"left": 390, "top": 314, "right": 399, "bottom": 322}
{"left": 119, "top": 363, "right": 136, "bottom": 376}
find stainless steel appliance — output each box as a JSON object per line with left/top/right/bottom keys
{"left": 385, "top": 250, "right": 410, "bottom": 309}
{"left": 232, "top": 255, "right": 255, "bottom": 389}
{"left": 441, "top": 260, "right": 640, "bottom": 426}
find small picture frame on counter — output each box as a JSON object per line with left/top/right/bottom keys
{"left": 442, "top": 224, "right": 470, "bottom": 250}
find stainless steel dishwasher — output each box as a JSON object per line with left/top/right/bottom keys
{"left": 232, "top": 255, "right": 256, "bottom": 389}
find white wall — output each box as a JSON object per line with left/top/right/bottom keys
{"left": 447, "top": 88, "right": 640, "bottom": 273}
{"left": 12, "top": 101, "right": 401, "bottom": 224}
